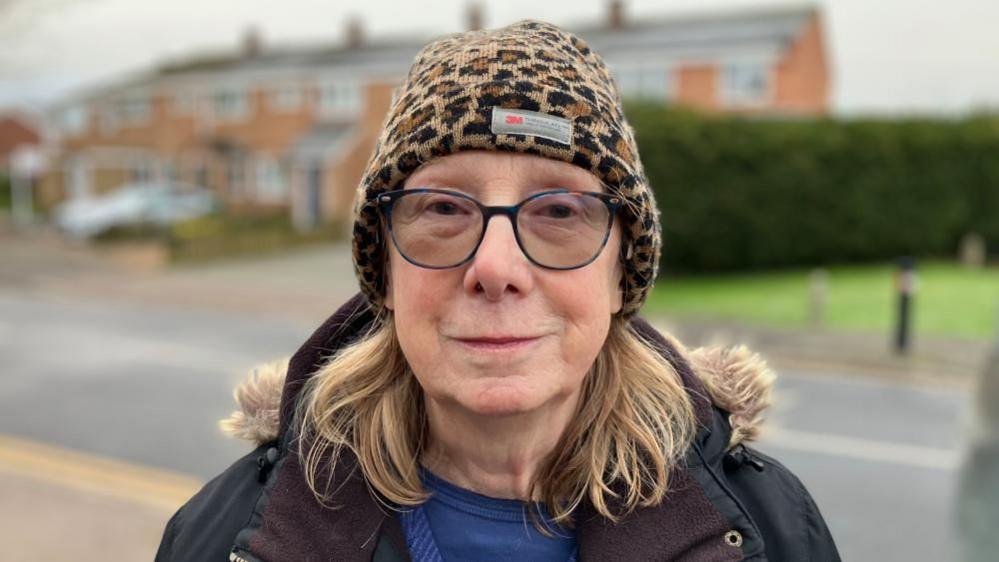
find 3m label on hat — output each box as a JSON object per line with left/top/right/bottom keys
{"left": 491, "top": 107, "right": 573, "bottom": 146}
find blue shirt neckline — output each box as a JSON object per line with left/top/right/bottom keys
{"left": 419, "top": 467, "right": 570, "bottom": 530}
{"left": 400, "top": 466, "right": 578, "bottom": 562}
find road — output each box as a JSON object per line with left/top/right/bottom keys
{"left": 0, "top": 239, "right": 973, "bottom": 561}
{"left": 756, "top": 372, "right": 966, "bottom": 561}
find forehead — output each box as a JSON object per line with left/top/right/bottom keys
{"left": 403, "top": 150, "right": 603, "bottom": 194}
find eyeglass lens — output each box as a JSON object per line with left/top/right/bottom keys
{"left": 388, "top": 191, "right": 612, "bottom": 269}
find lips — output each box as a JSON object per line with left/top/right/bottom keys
{"left": 458, "top": 336, "right": 538, "bottom": 344}
{"left": 452, "top": 335, "right": 544, "bottom": 351}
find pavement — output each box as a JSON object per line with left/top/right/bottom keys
{"left": 0, "top": 230, "right": 989, "bottom": 562}
{"left": 2, "top": 473, "right": 170, "bottom": 562}
{"left": 0, "top": 434, "right": 200, "bottom": 562}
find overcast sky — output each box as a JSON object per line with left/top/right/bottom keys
{"left": 1, "top": 0, "right": 998, "bottom": 116}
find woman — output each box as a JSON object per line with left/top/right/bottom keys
{"left": 157, "top": 20, "right": 839, "bottom": 562}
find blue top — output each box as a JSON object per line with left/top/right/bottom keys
{"left": 400, "top": 468, "right": 577, "bottom": 562}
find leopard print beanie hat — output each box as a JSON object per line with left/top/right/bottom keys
{"left": 352, "top": 19, "right": 660, "bottom": 317}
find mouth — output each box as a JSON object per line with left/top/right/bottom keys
{"left": 452, "top": 335, "right": 544, "bottom": 352}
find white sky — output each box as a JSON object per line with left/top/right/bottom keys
{"left": 1, "top": 0, "right": 998, "bottom": 116}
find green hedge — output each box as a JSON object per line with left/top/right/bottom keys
{"left": 0, "top": 173, "right": 10, "bottom": 210}
{"left": 624, "top": 103, "right": 999, "bottom": 274}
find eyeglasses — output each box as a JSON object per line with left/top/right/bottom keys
{"left": 370, "top": 188, "right": 623, "bottom": 270}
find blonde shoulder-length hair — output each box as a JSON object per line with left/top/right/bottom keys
{"left": 296, "top": 307, "right": 700, "bottom": 526}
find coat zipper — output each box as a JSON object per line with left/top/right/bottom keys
{"left": 229, "top": 444, "right": 281, "bottom": 562}
{"left": 693, "top": 441, "right": 768, "bottom": 560}
{"left": 230, "top": 545, "right": 266, "bottom": 562}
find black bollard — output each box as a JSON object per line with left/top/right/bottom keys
{"left": 893, "top": 256, "right": 917, "bottom": 355}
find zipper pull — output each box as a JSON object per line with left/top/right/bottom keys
{"left": 723, "top": 443, "right": 766, "bottom": 472}
{"left": 230, "top": 545, "right": 264, "bottom": 562}
{"left": 256, "top": 446, "right": 280, "bottom": 483}
{"left": 742, "top": 447, "right": 766, "bottom": 472}
{"left": 230, "top": 546, "right": 249, "bottom": 562}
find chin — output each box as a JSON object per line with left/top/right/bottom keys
{"left": 462, "top": 385, "right": 547, "bottom": 417}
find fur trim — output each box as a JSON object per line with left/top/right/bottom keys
{"left": 220, "top": 345, "right": 776, "bottom": 449}
{"left": 219, "top": 358, "right": 289, "bottom": 444}
{"left": 687, "top": 345, "right": 777, "bottom": 449}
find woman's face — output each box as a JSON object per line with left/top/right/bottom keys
{"left": 385, "top": 150, "right": 624, "bottom": 417}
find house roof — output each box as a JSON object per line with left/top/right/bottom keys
{"left": 65, "top": 3, "right": 818, "bottom": 103}
{"left": 0, "top": 114, "right": 43, "bottom": 158}
{"left": 579, "top": 4, "right": 814, "bottom": 55}
{"left": 152, "top": 4, "right": 816, "bottom": 79}
{"left": 155, "top": 36, "right": 428, "bottom": 77}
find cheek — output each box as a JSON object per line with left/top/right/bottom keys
{"left": 547, "top": 263, "right": 618, "bottom": 362}
{"left": 387, "top": 251, "right": 454, "bottom": 382}
{"left": 386, "top": 244, "right": 451, "bottom": 312}
{"left": 558, "top": 232, "right": 623, "bottom": 316}
{"left": 552, "top": 232, "right": 622, "bottom": 365}
{"left": 389, "top": 254, "right": 434, "bottom": 328}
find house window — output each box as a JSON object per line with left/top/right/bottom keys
{"left": 59, "top": 105, "right": 88, "bottom": 136}
{"left": 213, "top": 89, "right": 249, "bottom": 120}
{"left": 129, "top": 159, "right": 153, "bottom": 183}
{"left": 194, "top": 163, "right": 209, "bottom": 188}
{"left": 100, "top": 104, "right": 119, "bottom": 136}
{"left": 227, "top": 155, "right": 247, "bottom": 197}
{"left": 164, "top": 163, "right": 178, "bottom": 183}
{"left": 118, "top": 97, "right": 150, "bottom": 126}
{"left": 173, "top": 91, "right": 197, "bottom": 114}
{"left": 319, "top": 80, "right": 361, "bottom": 117}
{"left": 270, "top": 85, "right": 304, "bottom": 111}
{"left": 254, "top": 156, "right": 288, "bottom": 202}
{"left": 721, "top": 62, "right": 770, "bottom": 105}
{"left": 613, "top": 64, "right": 671, "bottom": 102}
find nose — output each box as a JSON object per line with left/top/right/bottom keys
{"left": 462, "top": 214, "right": 534, "bottom": 302}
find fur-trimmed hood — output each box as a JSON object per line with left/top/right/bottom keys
{"left": 219, "top": 329, "right": 776, "bottom": 451}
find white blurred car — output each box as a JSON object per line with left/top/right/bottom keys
{"left": 55, "top": 182, "right": 219, "bottom": 239}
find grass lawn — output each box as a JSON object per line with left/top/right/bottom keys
{"left": 645, "top": 261, "right": 999, "bottom": 341}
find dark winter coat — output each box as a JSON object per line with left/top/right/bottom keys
{"left": 156, "top": 293, "right": 840, "bottom": 562}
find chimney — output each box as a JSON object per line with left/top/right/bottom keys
{"left": 607, "top": 0, "right": 625, "bottom": 30}
{"left": 241, "top": 26, "right": 262, "bottom": 58}
{"left": 345, "top": 16, "right": 364, "bottom": 48}
{"left": 466, "top": 1, "right": 484, "bottom": 31}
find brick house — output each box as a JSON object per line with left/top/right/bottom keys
{"left": 579, "top": 1, "right": 829, "bottom": 115}
{"left": 41, "top": 24, "right": 417, "bottom": 228}
{"left": 0, "top": 112, "right": 43, "bottom": 172}
{"left": 43, "top": 2, "right": 829, "bottom": 229}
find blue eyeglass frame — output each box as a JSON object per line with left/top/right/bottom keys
{"left": 369, "top": 187, "right": 624, "bottom": 270}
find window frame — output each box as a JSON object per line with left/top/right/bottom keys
{"left": 318, "top": 78, "right": 362, "bottom": 118}
{"left": 719, "top": 60, "right": 773, "bottom": 107}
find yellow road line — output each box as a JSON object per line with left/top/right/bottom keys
{"left": 0, "top": 434, "right": 203, "bottom": 512}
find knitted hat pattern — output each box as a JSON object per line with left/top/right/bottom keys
{"left": 352, "top": 19, "right": 661, "bottom": 317}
